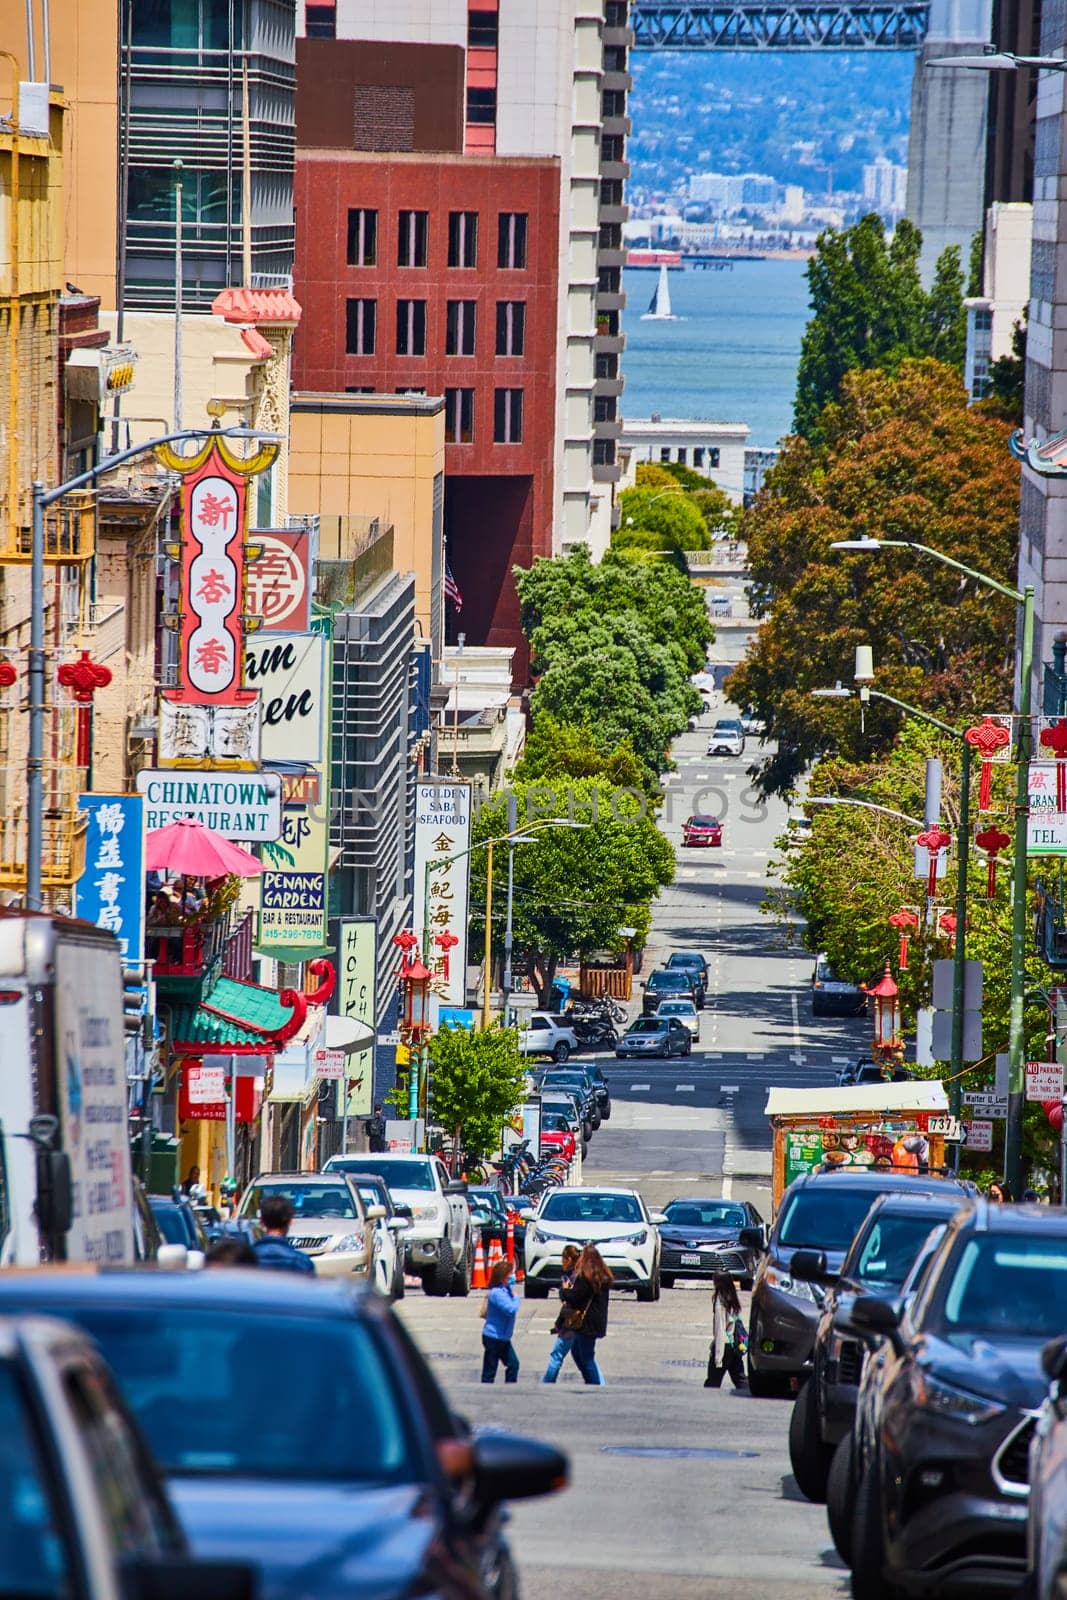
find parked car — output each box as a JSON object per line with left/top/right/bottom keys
{"left": 655, "top": 997, "right": 700, "bottom": 1039}
{"left": 848, "top": 1200, "right": 1067, "bottom": 1599}
{"left": 657, "top": 1197, "right": 766, "bottom": 1289}
{"left": 665, "top": 950, "right": 709, "bottom": 1007}
{"left": 836, "top": 1060, "right": 913, "bottom": 1087}
{"left": 641, "top": 967, "right": 700, "bottom": 1015}
{"left": 237, "top": 1172, "right": 377, "bottom": 1280}
{"left": 1024, "top": 1332, "right": 1067, "bottom": 1600}
{"left": 0, "top": 1273, "right": 568, "bottom": 1600}
{"left": 784, "top": 809, "right": 813, "bottom": 846}
{"left": 616, "top": 1016, "right": 693, "bottom": 1059}
{"left": 149, "top": 1193, "right": 210, "bottom": 1264}
{"left": 346, "top": 1173, "right": 411, "bottom": 1301}
{"left": 682, "top": 813, "right": 722, "bottom": 847}
{"left": 746, "top": 1168, "right": 971, "bottom": 1397}
{"left": 538, "top": 1065, "right": 603, "bottom": 1127}
{"left": 325, "top": 1152, "right": 474, "bottom": 1297}
{"left": 539, "top": 1094, "right": 589, "bottom": 1159}
{"left": 0, "top": 1313, "right": 253, "bottom": 1600}
{"left": 539, "top": 1111, "right": 577, "bottom": 1162}
{"left": 787, "top": 1189, "right": 968, "bottom": 1502}
{"left": 811, "top": 953, "right": 867, "bottom": 1018}
{"left": 741, "top": 712, "right": 766, "bottom": 736}
{"left": 516, "top": 1011, "right": 579, "bottom": 1063}
{"left": 707, "top": 718, "right": 745, "bottom": 757}
{"left": 524, "top": 1186, "right": 665, "bottom": 1302}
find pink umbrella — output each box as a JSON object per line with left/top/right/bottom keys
{"left": 144, "top": 817, "right": 263, "bottom": 878}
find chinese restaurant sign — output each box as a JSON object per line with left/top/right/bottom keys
{"left": 135, "top": 769, "right": 282, "bottom": 840}
{"left": 245, "top": 529, "right": 313, "bottom": 632}
{"left": 73, "top": 795, "right": 146, "bottom": 963}
{"left": 243, "top": 632, "right": 326, "bottom": 765}
{"left": 258, "top": 805, "right": 328, "bottom": 949}
{"left": 339, "top": 917, "right": 377, "bottom": 1121}
{"left": 1029, "top": 762, "right": 1067, "bottom": 854}
{"left": 412, "top": 782, "right": 471, "bottom": 1007}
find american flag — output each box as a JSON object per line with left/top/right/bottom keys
{"left": 444, "top": 565, "right": 463, "bottom": 612}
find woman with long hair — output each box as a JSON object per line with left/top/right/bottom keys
{"left": 558, "top": 1243, "right": 612, "bottom": 1385}
{"left": 481, "top": 1257, "right": 520, "bottom": 1383}
{"left": 705, "top": 1272, "right": 747, "bottom": 1389}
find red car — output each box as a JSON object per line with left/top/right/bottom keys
{"left": 683, "top": 813, "right": 722, "bottom": 847}
{"left": 540, "top": 1115, "right": 577, "bottom": 1162}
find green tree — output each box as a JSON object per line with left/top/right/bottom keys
{"left": 982, "top": 315, "right": 1027, "bottom": 425}
{"left": 730, "top": 359, "right": 1019, "bottom": 794}
{"left": 514, "top": 714, "right": 647, "bottom": 792}
{"left": 923, "top": 245, "right": 967, "bottom": 369}
{"left": 614, "top": 484, "right": 711, "bottom": 559}
{"left": 427, "top": 1024, "right": 526, "bottom": 1165}
{"left": 470, "top": 778, "right": 675, "bottom": 1006}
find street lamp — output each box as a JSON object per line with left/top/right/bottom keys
{"left": 829, "top": 537, "right": 1034, "bottom": 1193}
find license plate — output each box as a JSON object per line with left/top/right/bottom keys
{"left": 680, "top": 1253, "right": 702, "bottom": 1266}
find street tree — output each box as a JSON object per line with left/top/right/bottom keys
{"left": 427, "top": 1024, "right": 527, "bottom": 1165}
{"left": 469, "top": 777, "right": 675, "bottom": 1006}
{"left": 514, "top": 714, "right": 647, "bottom": 792}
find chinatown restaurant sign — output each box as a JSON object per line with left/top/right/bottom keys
{"left": 135, "top": 770, "right": 282, "bottom": 840}
{"left": 412, "top": 782, "right": 471, "bottom": 1007}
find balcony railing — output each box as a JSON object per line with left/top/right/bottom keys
{"left": 0, "top": 490, "right": 95, "bottom": 564}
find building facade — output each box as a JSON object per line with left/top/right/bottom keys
{"left": 620, "top": 418, "right": 750, "bottom": 503}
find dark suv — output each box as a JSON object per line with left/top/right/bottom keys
{"left": 746, "top": 1169, "right": 971, "bottom": 1398}
{"left": 641, "top": 968, "right": 699, "bottom": 1016}
{"left": 787, "top": 1189, "right": 968, "bottom": 1502}
{"left": 849, "top": 1201, "right": 1067, "bottom": 1599}
{"left": 665, "top": 950, "right": 708, "bottom": 1007}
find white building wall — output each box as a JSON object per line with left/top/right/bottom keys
{"left": 620, "top": 420, "right": 751, "bottom": 503}
{"left": 317, "top": 0, "right": 468, "bottom": 43}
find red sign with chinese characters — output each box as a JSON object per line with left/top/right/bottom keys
{"left": 244, "top": 529, "right": 312, "bottom": 632}
{"left": 167, "top": 442, "right": 256, "bottom": 706}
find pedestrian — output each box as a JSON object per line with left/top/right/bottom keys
{"left": 543, "top": 1245, "right": 582, "bottom": 1383}
{"left": 180, "top": 1164, "right": 200, "bottom": 1197}
{"left": 365, "top": 1104, "right": 387, "bottom": 1153}
{"left": 206, "top": 1237, "right": 257, "bottom": 1267}
{"left": 558, "top": 1243, "right": 612, "bottom": 1385}
{"left": 705, "top": 1273, "right": 748, "bottom": 1390}
{"left": 481, "top": 1258, "right": 520, "bottom": 1384}
{"left": 988, "top": 1180, "right": 1014, "bottom": 1204}
{"left": 252, "top": 1194, "right": 315, "bottom": 1274}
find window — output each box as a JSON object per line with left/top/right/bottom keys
{"left": 606, "top": 1, "right": 628, "bottom": 23}
{"left": 597, "top": 309, "right": 619, "bottom": 337}
{"left": 395, "top": 387, "right": 426, "bottom": 395}
{"left": 693, "top": 447, "right": 704, "bottom": 469}
{"left": 494, "top": 388, "right": 524, "bottom": 444}
{"left": 594, "top": 395, "right": 616, "bottom": 423}
{"left": 599, "top": 222, "right": 622, "bottom": 250}
{"left": 345, "top": 298, "right": 376, "bottom": 356}
{"left": 396, "top": 299, "right": 427, "bottom": 355}
{"left": 397, "top": 210, "right": 428, "bottom": 268}
{"left": 677, "top": 448, "right": 687, "bottom": 465}
{"left": 498, "top": 212, "right": 528, "bottom": 270}
{"left": 448, "top": 210, "right": 478, "bottom": 268}
{"left": 974, "top": 307, "right": 994, "bottom": 331}
{"left": 495, "top": 301, "right": 526, "bottom": 357}
{"left": 709, "top": 447, "right": 720, "bottom": 468}
{"left": 602, "top": 134, "right": 624, "bottom": 163}
{"left": 345, "top": 386, "right": 375, "bottom": 394}
{"left": 603, "top": 89, "right": 626, "bottom": 117}
{"left": 346, "top": 208, "right": 377, "bottom": 266}
{"left": 467, "top": 87, "right": 497, "bottom": 124}
{"left": 593, "top": 439, "right": 616, "bottom": 466}
{"left": 604, "top": 45, "right": 627, "bottom": 71}
{"left": 445, "top": 387, "right": 475, "bottom": 444}
{"left": 660, "top": 448, "right": 671, "bottom": 463}
{"left": 601, "top": 178, "right": 623, "bottom": 207}
{"left": 305, "top": 3, "right": 336, "bottom": 37}
{"left": 445, "top": 300, "right": 477, "bottom": 356}
{"left": 595, "top": 353, "right": 618, "bottom": 380}
{"left": 598, "top": 266, "right": 621, "bottom": 294}
{"left": 468, "top": 8, "right": 499, "bottom": 46}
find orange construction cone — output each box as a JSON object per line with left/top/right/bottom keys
{"left": 471, "top": 1236, "right": 488, "bottom": 1290}
{"left": 488, "top": 1235, "right": 503, "bottom": 1275}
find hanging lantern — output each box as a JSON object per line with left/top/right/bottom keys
{"left": 399, "top": 953, "right": 432, "bottom": 1037}
{"left": 433, "top": 929, "right": 460, "bottom": 982}
{"left": 57, "top": 649, "right": 113, "bottom": 767}
{"left": 1041, "top": 719, "right": 1067, "bottom": 812}
{"left": 964, "top": 716, "right": 1012, "bottom": 810}
{"left": 915, "top": 827, "right": 952, "bottom": 898}
{"left": 887, "top": 908, "right": 919, "bottom": 969}
{"left": 866, "top": 963, "right": 902, "bottom": 1057}
{"left": 938, "top": 911, "right": 958, "bottom": 942}
{"left": 975, "top": 824, "right": 1011, "bottom": 898}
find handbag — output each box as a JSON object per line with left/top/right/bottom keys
{"left": 729, "top": 1315, "right": 749, "bottom": 1357}
{"left": 558, "top": 1300, "right": 588, "bottom": 1334}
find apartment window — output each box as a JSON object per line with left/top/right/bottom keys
{"left": 498, "top": 212, "right": 528, "bottom": 270}
{"left": 345, "top": 386, "right": 375, "bottom": 394}
{"left": 602, "top": 134, "right": 624, "bottom": 163}
{"left": 305, "top": 3, "right": 336, "bottom": 37}
{"left": 974, "top": 308, "right": 994, "bottom": 331}
{"left": 604, "top": 45, "right": 627, "bottom": 71}
{"left": 660, "top": 448, "right": 671, "bottom": 464}
{"left": 606, "top": 3, "right": 628, "bottom": 27}
{"left": 446, "top": 300, "right": 477, "bottom": 356}
{"left": 345, "top": 298, "right": 377, "bottom": 355}
{"left": 601, "top": 179, "right": 624, "bottom": 207}
{"left": 708, "top": 448, "right": 720, "bottom": 468}
{"left": 448, "top": 211, "right": 478, "bottom": 268}
{"left": 598, "top": 267, "right": 621, "bottom": 294}
{"left": 445, "top": 387, "right": 475, "bottom": 444}
{"left": 599, "top": 223, "right": 622, "bottom": 250}
{"left": 346, "top": 208, "right": 377, "bottom": 267}
{"left": 595, "top": 353, "right": 618, "bottom": 379}
{"left": 395, "top": 387, "right": 425, "bottom": 395}
{"left": 467, "top": 87, "right": 497, "bottom": 125}
{"left": 693, "top": 447, "right": 704, "bottom": 469}
{"left": 495, "top": 301, "right": 526, "bottom": 357}
{"left": 677, "top": 448, "right": 688, "bottom": 465}
{"left": 594, "top": 439, "right": 616, "bottom": 466}
{"left": 597, "top": 310, "right": 619, "bottom": 337}
{"left": 603, "top": 90, "right": 626, "bottom": 117}
{"left": 396, "top": 299, "right": 427, "bottom": 355}
{"left": 397, "top": 210, "right": 428, "bottom": 268}
{"left": 468, "top": 8, "right": 499, "bottom": 46}
{"left": 594, "top": 395, "right": 616, "bottom": 423}
{"left": 494, "top": 388, "right": 524, "bottom": 444}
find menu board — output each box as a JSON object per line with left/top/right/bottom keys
{"left": 784, "top": 1122, "right": 932, "bottom": 1189}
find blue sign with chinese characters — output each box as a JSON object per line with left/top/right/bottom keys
{"left": 74, "top": 795, "right": 146, "bottom": 963}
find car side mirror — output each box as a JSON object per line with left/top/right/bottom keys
{"left": 789, "top": 1248, "right": 827, "bottom": 1282}
{"left": 851, "top": 1296, "right": 901, "bottom": 1342}
{"left": 739, "top": 1226, "right": 765, "bottom": 1251}
{"left": 122, "top": 1555, "right": 256, "bottom": 1600}
{"left": 472, "top": 1432, "right": 569, "bottom": 1504}
{"left": 445, "top": 1180, "right": 468, "bottom": 1195}
{"left": 650, "top": 1213, "right": 668, "bottom": 1226}
{"left": 364, "top": 1204, "right": 386, "bottom": 1221}
{"left": 1042, "top": 1334, "right": 1067, "bottom": 1385}
{"left": 387, "top": 1215, "right": 410, "bottom": 1231}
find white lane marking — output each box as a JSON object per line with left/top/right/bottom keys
{"left": 832, "top": 1055, "right": 850, "bottom": 1063}
{"left": 790, "top": 993, "right": 805, "bottom": 1064}
{"left": 721, "top": 1174, "right": 734, "bottom": 1198}
{"left": 630, "top": 1082, "right": 650, "bottom": 1091}
{"left": 720, "top": 1084, "right": 739, "bottom": 1093}
{"left": 676, "top": 1084, "right": 695, "bottom": 1093}
{"left": 746, "top": 1052, "right": 761, "bottom": 1060}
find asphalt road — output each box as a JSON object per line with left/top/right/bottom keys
{"left": 398, "top": 689, "right": 871, "bottom": 1597}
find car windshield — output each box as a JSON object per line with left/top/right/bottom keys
{"left": 629, "top": 1020, "right": 665, "bottom": 1035}
{"left": 329, "top": 1159, "right": 435, "bottom": 1191}
{"left": 241, "top": 1183, "right": 357, "bottom": 1219}
{"left": 940, "top": 1233, "right": 1067, "bottom": 1337}
{"left": 664, "top": 1201, "right": 747, "bottom": 1228}
{"left": 658, "top": 1002, "right": 695, "bottom": 1016}
{"left": 667, "top": 955, "right": 702, "bottom": 969}
{"left": 542, "top": 1114, "right": 570, "bottom": 1131}
{"left": 0, "top": 1360, "right": 71, "bottom": 1593}
{"left": 152, "top": 1206, "right": 189, "bottom": 1246}
{"left": 40, "top": 1307, "right": 415, "bottom": 1483}
{"left": 777, "top": 1186, "right": 902, "bottom": 1252}
{"left": 649, "top": 974, "right": 688, "bottom": 990}
{"left": 541, "top": 1193, "right": 644, "bottom": 1225}
{"left": 714, "top": 722, "right": 740, "bottom": 732}
{"left": 686, "top": 817, "right": 718, "bottom": 828}
{"left": 469, "top": 1189, "right": 502, "bottom": 1212}
{"left": 852, "top": 1213, "right": 948, "bottom": 1286}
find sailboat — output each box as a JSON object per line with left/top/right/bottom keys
{"left": 640, "top": 261, "right": 683, "bottom": 321}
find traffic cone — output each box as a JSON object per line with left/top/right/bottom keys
{"left": 506, "top": 1215, "right": 515, "bottom": 1265}
{"left": 488, "top": 1235, "right": 503, "bottom": 1275}
{"left": 471, "top": 1236, "right": 488, "bottom": 1290}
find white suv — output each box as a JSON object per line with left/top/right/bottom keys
{"left": 516, "top": 1012, "right": 578, "bottom": 1063}
{"left": 707, "top": 719, "right": 745, "bottom": 757}
{"left": 523, "top": 1186, "right": 665, "bottom": 1302}
{"left": 325, "top": 1152, "right": 472, "bottom": 1298}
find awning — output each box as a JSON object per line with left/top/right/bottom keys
{"left": 252, "top": 941, "right": 334, "bottom": 964}
{"left": 169, "top": 975, "right": 301, "bottom": 1052}
{"left": 325, "top": 1014, "right": 376, "bottom": 1053}
{"left": 764, "top": 1081, "right": 948, "bottom": 1119}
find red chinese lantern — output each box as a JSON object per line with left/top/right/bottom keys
{"left": 887, "top": 908, "right": 919, "bottom": 969}
{"left": 1041, "top": 719, "right": 1067, "bottom": 812}
{"left": 0, "top": 661, "right": 16, "bottom": 690}
{"left": 964, "top": 716, "right": 1012, "bottom": 810}
{"left": 433, "top": 929, "right": 460, "bottom": 982}
{"left": 57, "top": 650, "right": 112, "bottom": 767}
{"left": 915, "top": 827, "right": 952, "bottom": 897}
{"left": 938, "top": 911, "right": 958, "bottom": 942}
{"left": 975, "top": 824, "right": 1011, "bottom": 898}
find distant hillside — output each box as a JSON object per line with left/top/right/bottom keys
{"left": 627, "top": 51, "right": 914, "bottom": 200}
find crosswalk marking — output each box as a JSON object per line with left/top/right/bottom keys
{"left": 630, "top": 1082, "right": 650, "bottom": 1091}
{"left": 676, "top": 1084, "right": 695, "bottom": 1092}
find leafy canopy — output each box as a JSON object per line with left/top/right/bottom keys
{"left": 427, "top": 1024, "right": 527, "bottom": 1162}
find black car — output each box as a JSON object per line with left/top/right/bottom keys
{"left": 665, "top": 950, "right": 708, "bottom": 1008}
{"left": 538, "top": 1070, "right": 600, "bottom": 1131}
{"left": 0, "top": 1272, "right": 568, "bottom": 1600}
{"left": 787, "top": 1189, "right": 968, "bottom": 1502}
{"left": 616, "top": 1016, "right": 692, "bottom": 1059}
{"left": 658, "top": 1197, "right": 766, "bottom": 1290}
{"left": 747, "top": 1169, "right": 971, "bottom": 1398}
{"left": 811, "top": 953, "right": 867, "bottom": 1018}
{"left": 836, "top": 1060, "right": 913, "bottom": 1087}
{"left": 641, "top": 968, "right": 700, "bottom": 1016}
{"left": 150, "top": 1194, "right": 210, "bottom": 1256}
{"left": 848, "top": 1200, "right": 1067, "bottom": 1599}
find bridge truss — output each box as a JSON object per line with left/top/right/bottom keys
{"left": 630, "top": 0, "right": 929, "bottom": 49}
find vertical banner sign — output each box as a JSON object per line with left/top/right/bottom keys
{"left": 244, "top": 529, "right": 313, "bottom": 632}
{"left": 73, "top": 796, "right": 146, "bottom": 964}
{"left": 413, "top": 782, "right": 472, "bottom": 1007}
{"left": 339, "top": 917, "right": 377, "bottom": 1122}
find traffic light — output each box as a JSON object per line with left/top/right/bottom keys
{"left": 122, "top": 968, "right": 147, "bottom": 1037}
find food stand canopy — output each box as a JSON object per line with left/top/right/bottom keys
{"left": 764, "top": 1080, "right": 949, "bottom": 1119}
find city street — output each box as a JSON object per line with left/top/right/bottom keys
{"left": 399, "top": 697, "right": 870, "bottom": 1598}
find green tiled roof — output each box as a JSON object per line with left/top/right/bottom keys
{"left": 170, "top": 976, "right": 296, "bottom": 1048}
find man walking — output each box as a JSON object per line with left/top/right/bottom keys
{"left": 365, "top": 1104, "right": 387, "bottom": 1153}
{"left": 252, "top": 1194, "right": 315, "bottom": 1274}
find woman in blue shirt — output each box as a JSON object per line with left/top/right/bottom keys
{"left": 481, "top": 1258, "right": 520, "bottom": 1383}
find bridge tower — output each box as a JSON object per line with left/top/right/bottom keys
{"left": 904, "top": 0, "right": 992, "bottom": 279}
